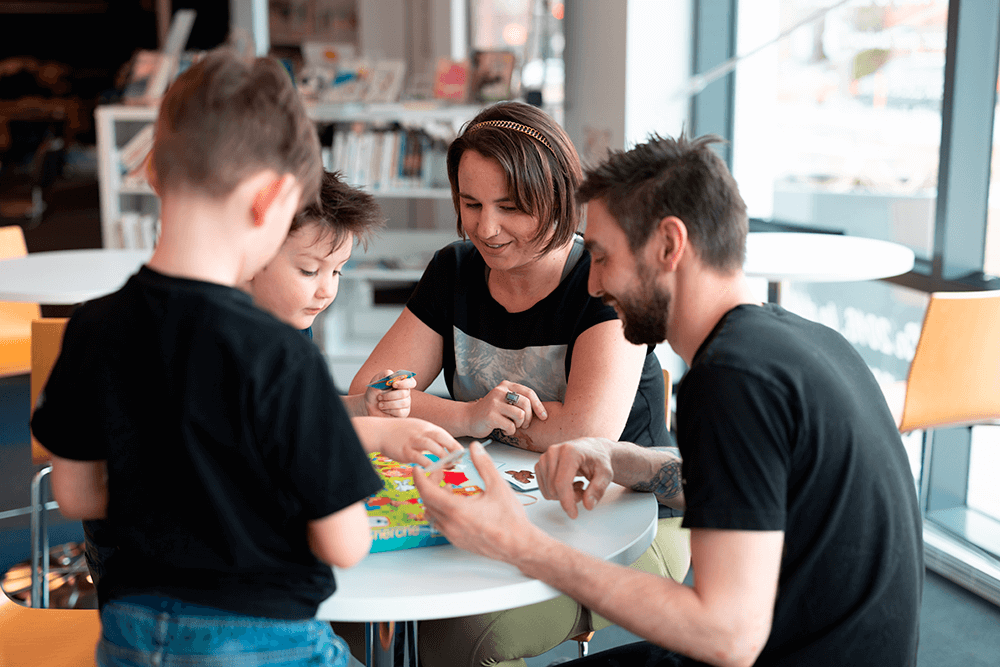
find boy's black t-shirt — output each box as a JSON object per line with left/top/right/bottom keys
{"left": 31, "top": 266, "right": 382, "bottom": 619}
{"left": 677, "top": 304, "right": 923, "bottom": 666}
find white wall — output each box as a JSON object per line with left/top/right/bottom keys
{"left": 625, "top": 0, "right": 691, "bottom": 146}
{"left": 564, "top": 0, "right": 691, "bottom": 166}
{"left": 563, "top": 0, "right": 692, "bottom": 378}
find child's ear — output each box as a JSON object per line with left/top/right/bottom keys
{"left": 145, "top": 154, "right": 161, "bottom": 196}
{"left": 251, "top": 174, "right": 296, "bottom": 226}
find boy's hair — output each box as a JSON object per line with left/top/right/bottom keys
{"left": 290, "top": 170, "right": 384, "bottom": 253}
{"left": 577, "top": 133, "right": 748, "bottom": 273}
{"left": 447, "top": 101, "right": 583, "bottom": 255}
{"left": 152, "top": 47, "right": 322, "bottom": 208}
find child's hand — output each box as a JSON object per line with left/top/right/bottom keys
{"left": 376, "top": 418, "right": 463, "bottom": 466}
{"left": 364, "top": 369, "right": 416, "bottom": 418}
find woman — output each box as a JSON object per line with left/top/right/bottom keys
{"left": 349, "top": 101, "right": 688, "bottom": 667}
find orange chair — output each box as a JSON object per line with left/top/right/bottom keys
{"left": 897, "top": 290, "right": 1000, "bottom": 511}
{"left": 0, "top": 594, "right": 100, "bottom": 666}
{"left": 28, "top": 317, "right": 69, "bottom": 608}
{"left": 0, "top": 226, "right": 41, "bottom": 376}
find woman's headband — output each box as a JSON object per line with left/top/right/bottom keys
{"left": 466, "top": 119, "right": 554, "bottom": 154}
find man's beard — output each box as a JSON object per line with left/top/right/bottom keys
{"left": 605, "top": 270, "right": 671, "bottom": 346}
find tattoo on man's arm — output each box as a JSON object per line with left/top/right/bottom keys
{"left": 633, "top": 458, "right": 683, "bottom": 505}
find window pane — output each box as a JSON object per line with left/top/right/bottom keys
{"left": 732, "top": 0, "right": 948, "bottom": 260}
{"left": 986, "top": 71, "right": 1000, "bottom": 277}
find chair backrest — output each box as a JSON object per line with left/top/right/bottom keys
{"left": 0, "top": 226, "right": 42, "bottom": 376}
{"left": 30, "top": 317, "right": 68, "bottom": 465}
{"left": 898, "top": 290, "right": 1000, "bottom": 433}
{"left": 662, "top": 368, "right": 672, "bottom": 432}
{"left": 0, "top": 594, "right": 100, "bottom": 666}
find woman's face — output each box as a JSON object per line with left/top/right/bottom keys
{"left": 457, "top": 149, "right": 550, "bottom": 274}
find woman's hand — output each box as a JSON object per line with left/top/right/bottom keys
{"left": 463, "top": 381, "right": 548, "bottom": 438}
{"left": 364, "top": 369, "right": 416, "bottom": 418}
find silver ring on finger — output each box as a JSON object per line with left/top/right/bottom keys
{"left": 505, "top": 390, "right": 520, "bottom": 406}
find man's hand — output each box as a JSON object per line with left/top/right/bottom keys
{"left": 364, "top": 368, "right": 417, "bottom": 418}
{"left": 354, "top": 416, "right": 462, "bottom": 466}
{"left": 535, "top": 438, "right": 615, "bottom": 519}
{"left": 412, "top": 441, "right": 540, "bottom": 563}
{"left": 463, "top": 381, "right": 547, "bottom": 439}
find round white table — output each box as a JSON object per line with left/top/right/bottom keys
{"left": 0, "top": 249, "right": 151, "bottom": 304}
{"left": 316, "top": 442, "right": 658, "bottom": 666}
{"left": 744, "top": 232, "right": 915, "bottom": 282}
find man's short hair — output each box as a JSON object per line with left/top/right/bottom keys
{"left": 152, "top": 47, "right": 322, "bottom": 208}
{"left": 447, "top": 101, "right": 583, "bottom": 255}
{"left": 577, "top": 133, "right": 748, "bottom": 272}
{"left": 291, "top": 170, "right": 385, "bottom": 253}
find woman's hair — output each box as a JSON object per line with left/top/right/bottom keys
{"left": 446, "top": 101, "right": 582, "bottom": 255}
{"left": 578, "top": 133, "right": 747, "bottom": 272}
{"left": 290, "top": 170, "right": 384, "bottom": 254}
{"left": 152, "top": 47, "right": 321, "bottom": 209}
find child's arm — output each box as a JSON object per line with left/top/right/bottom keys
{"left": 49, "top": 455, "right": 108, "bottom": 520}
{"left": 306, "top": 500, "right": 372, "bottom": 568}
{"left": 341, "top": 369, "right": 416, "bottom": 418}
{"left": 351, "top": 416, "right": 462, "bottom": 466}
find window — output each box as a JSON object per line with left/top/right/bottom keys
{"left": 715, "top": 0, "right": 1000, "bottom": 601}
{"left": 732, "top": 0, "right": 948, "bottom": 261}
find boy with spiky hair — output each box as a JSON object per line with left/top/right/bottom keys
{"left": 32, "top": 48, "right": 380, "bottom": 666}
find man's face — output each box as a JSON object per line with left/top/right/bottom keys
{"left": 584, "top": 199, "right": 671, "bottom": 346}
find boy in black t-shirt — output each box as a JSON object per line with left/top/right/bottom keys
{"left": 31, "top": 49, "right": 381, "bottom": 666}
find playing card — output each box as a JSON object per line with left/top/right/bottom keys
{"left": 501, "top": 467, "right": 539, "bottom": 491}
{"left": 367, "top": 370, "right": 416, "bottom": 390}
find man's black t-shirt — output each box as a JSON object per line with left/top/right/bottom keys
{"left": 676, "top": 304, "right": 922, "bottom": 666}
{"left": 31, "top": 266, "right": 382, "bottom": 619}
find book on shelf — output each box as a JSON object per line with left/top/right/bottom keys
{"left": 363, "top": 59, "right": 407, "bottom": 103}
{"left": 432, "top": 57, "right": 471, "bottom": 102}
{"left": 115, "top": 213, "right": 160, "bottom": 250}
{"left": 323, "top": 122, "right": 453, "bottom": 192}
{"left": 471, "top": 50, "right": 516, "bottom": 102}
{"left": 119, "top": 124, "right": 155, "bottom": 178}
{"left": 365, "top": 451, "right": 483, "bottom": 553}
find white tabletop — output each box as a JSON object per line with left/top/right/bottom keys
{"left": 315, "top": 442, "right": 658, "bottom": 623}
{"left": 0, "top": 249, "right": 151, "bottom": 304}
{"left": 744, "top": 232, "right": 915, "bottom": 283}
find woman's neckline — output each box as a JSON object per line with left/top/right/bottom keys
{"left": 483, "top": 235, "right": 584, "bottom": 314}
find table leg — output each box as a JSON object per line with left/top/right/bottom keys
{"left": 364, "top": 621, "right": 418, "bottom": 667}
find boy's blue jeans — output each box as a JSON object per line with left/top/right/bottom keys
{"left": 97, "top": 596, "right": 350, "bottom": 666}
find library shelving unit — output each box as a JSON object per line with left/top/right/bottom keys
{"left": 94, "top": 101, "right": 482, "bottom": 248}
{"left": 94, "top": 101, "right": 479, "bottom": 390}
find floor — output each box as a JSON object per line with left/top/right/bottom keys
{"left": 4, "top": 177, "right": 1000, "bottom": 664}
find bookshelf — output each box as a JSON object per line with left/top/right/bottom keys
{"left": 95, "top": 102, "right": 480, "bottom": 249}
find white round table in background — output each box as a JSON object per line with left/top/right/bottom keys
{"left": 0, "top": 249, "right": 151, "bottom": 304}
{"left": 744, "top": 232, "right": 915, "bottom": 283}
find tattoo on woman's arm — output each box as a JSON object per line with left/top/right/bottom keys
{"left": 488, "top": 428, "right": 541, "bottom": 452}
{"left": 490, "top": 428, "right": 522, "bottom": 448}
{"left": 632, "top": 449, "right": 683, "bottom": 505}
